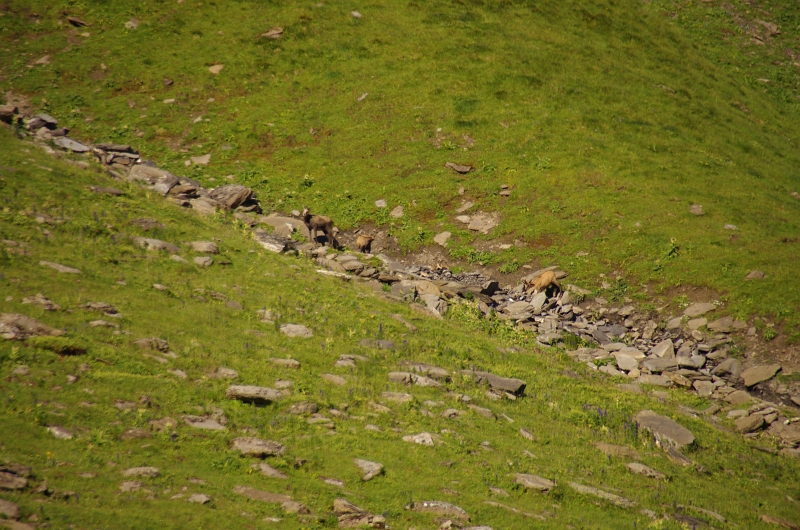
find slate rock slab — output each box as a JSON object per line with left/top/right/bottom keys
{"left": 0, "top": 498, "right": 20, "bottom": 518}
{"left": 683, "top": 303, "right": 716, "bottom": 318}
{"left": 740, "top": 364, "right": 781, "bottom": 387}
{"left": 734, "top": 415, "right": 765, "bottom": 434}
{"left": 461, "top": 370, "right": 526, "bottom": 395}
{"left": 568, "top": 482, "right": 636, "bottom": 508}
{"left": 280, "top": 324, "right": 312, "bottom": 338}
{"left": 131, "top": 237, "right": 179, "bottom": 254}
{"left": 231, "top": 437, "right": 285, "bottom": 457}
{"left": 40, "top": 260, "right": 81, "bottom": 274}
{"left": 122, "top": 467, "right": 159, "bottom": 478}
{"left": 514, "top": 474, "right": 555, "bottom": 492}
{"left": 626, "top": 463, "right": 665, "bottom": 479}
{"left": 226, "top": 385, "right": 282, "bottom": 404}
{"left": 634, "top": 410, "right": 695, "bottom": 448}
{"left": 0, "top": 471, "right": 28, "bottom": 490}
{"left": 405, "top": 500, "right": 468, "bottom": 520}
{"left": 402, "top": 432, "right": 434, "bottom": 446}
{"left": 183, "top": 415, "right": 226, "bottom": 431}
{"left": 1, "top": 313, "right": 65, "bottom": 340}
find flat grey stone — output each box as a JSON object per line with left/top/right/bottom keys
{"left": 734, "top": 415, "right": 765, "bottom": 433}
{"left": 683, "top": 303, "right": 716, "bottom": 318}
{"left": 515, "top": 473, "right": 555, "bottom": 492}
{"left": 649, "top": 339, "right": 674, "bottom": 358}
{"left": 231, "top": 437, "right": 285, "bottom": 457}
{"left": 382, "top": 392, "right": 412, "bottom": 402}
{"left": 188, "top": 493, "right": 211, "bottom": 504}
{"left": 461, "top": 370, "right": 526, "bottom": 395}
{"left": 725, "top": 390, "right": 752, "bottom": 406}
{"left": 0, "top": 498, "right": 20, "bottom": 519}
{"left": 641, "top": 357, "right": 679, "bottom": 373}
{"left": 402, "top": 432, "right": 434, "bottom": 446}
{"left": 321, "top": 373, "right": 347, "bottom": 386}
{"left": 183, "top": 415, "right": 226, "bottom": 431}
{"left": 47, "top": 426, "right": 74, "bottom": 440}
{"left": 269, "top": 358, "right": 301, "bottom": 369}
{"left": 226, "top": 385, "right": 282, "bottom": 404}
{"left": 406, "top": 500, "right": 468, "bottom": 519}
{"left": 252, "top": 462, "right": 287, "bottom": 479}
{"left": 711, "top": 358, "right": 741, "bottom": 378}
{"left": 593, "top": 442, "right": 640, "bottom": 459}
{"left": 626, "top": 463, "right": 665, "bottom": 479}
{"left": 433, "top": 231, "right": 451, "bottom": 247}
{"left": 740, "top": 364, "right": 781, "bottom": 387}
{"left": 635, "top": 374, "right": 673, "bottom": 387}
{"left": 194, "top": 256, "right": 213, "bottom": 267}
{"left": 280, "top": 324, "right": 312, "bottom": 338}
{"left": 354, "top": 458, "right": 383, "bottom": 481}
{"left": 190, "top": 241, "right": 219, "bottom": 253}
{"left": 54, "top": 137, "right": 91, "bottom": 152}
{"left": 122, "top": 466, "right": 159, "bottom": 478}
{"left": 39, "top": 260, "right": 81, "bottom": 274}
{"left": 634, "top": 410, "right": 695, "bottom": 448}
{"left": 614, "top": 353, "right": 639, "bottom": 371}
{"left": 568, "top": 482, "right": 635, "bottom": 508}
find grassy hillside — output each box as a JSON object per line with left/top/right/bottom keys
{"left": 0, "top": 126, "right": 799, "bottom": 528}
{"left": 1, "top": 0, "right": 799, "bottom": 341}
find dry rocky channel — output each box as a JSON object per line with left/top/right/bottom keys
{"left": 2, "top": 102, "right": 800, "bottom": 528}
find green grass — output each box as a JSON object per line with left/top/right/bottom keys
{"left": 1, "top": 126, "right": 799, "bottom": 528}
{"left": 1, "top": 0, "right": 800, "bottom": 338}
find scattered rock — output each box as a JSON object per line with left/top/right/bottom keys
{"left": 445, "top": 162, "right": 473, "bottom": 174}
{"left": 390, "top": 205, "right": 404, "bottom": 218}
{"left": 467, "top": 212, "right": 499, "bottom": 234}
{"left": 47, "top": 426, "right": 74, "bottom": 440}
{"left": 1, "top": 313, "right": 65, "bottom": 340}
{"left": 125, "top": 18, "right": 139, "bottom": 29}
{"left": 194, "top": 256, "right": 213, "bottom": 267}
{"left": 183, "top": 415, "right": 226, "bottom": 431}
{"left": 434, "top": 232, "right": 452, "bottom": 247}
{"left": 188, "top": 493, "right": 211, "bottom": 504}
{"left": 568, "top": 482, "right": 635, "bottom": 508}
{"left": 270, "top": 358, "right": 301, "bottom": 369}
{"left": 689, "top": 204, "right": 704, "bottom": 216}
{"left": 261, "top": 27, "right": 284, "bottom": 39}
{"left": 734, "top": 415, "right": 765, "bottom": 434}
{"left": 403, "top": 432, "right": 434, "bottom": 446}
{"left": 120, "top": 428, "right": 151, "bottom": 441}
{"left": 190, "top": 154, "right": 211, "bottom": 165}
{"left": 280, "top": 324, "right": 312, "bottom": 338}
{"left": 132, "top": 237, "right": 180, "bottom": 254}
{"left": 252, "top": 462, "right": 287, "bottom": 478}
{"left": 354, "top": 458, "right": 383, "bottom": 481}
{"left": 191, "top": 241, "right": 219, "bottom": 253}
{"left": 321, "top": 374, "right": 347, "bottom": 386}
{"left": 22, "top": 294, "right": 60, "bottom": 311}
{"left": 231, "top": 437, "right": 285, "bottom": 457}
{"left": 741, "top": 364, "right": 781, "bottom": 387}
{"left": 626, "top": 463, "right": 665, "bottom": 479}
{"left": 122, "top": 467, "right": 159, "bottom": 478}
{"left": 334, "top": 498, "right": 387, "bottom": 528}
{"left": 208, "top": 367, "right": 239, "bottom": 380}
{"left": 514, "top": 474, "right": 554, "bottom": 492}
{"left": 0, "top": 498, "right": 20, "bottom": 519}
{"left": 119, "top": 481, "right": 142, "bottom": 492}
{"left": 683, "top": 303, "right": 716, "bottom": 318}
{"left": 382, "top": 392, "right": 412, "bottom": 403}
{"left": 634, "top": 410, "right": 695, "bottom": 448}
{"left": 208, "top": 64, "right": 224, "bottom": 75}
{"left": 406, "top": 501, "right": 468, "bottom": 520}
{"left": 226, "top": 385, "right": 282, "bottom": 404}
{"left": 39, "top": 261, "right": 81, "bottom": 274}
{"left": 232, "top": 486, "right": 291, "bottom": 504}
{"left": 745, "top": 270, "right": 765, "bottom": 280}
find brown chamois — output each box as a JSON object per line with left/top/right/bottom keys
{"left": 355, "top": 234, "right": 374, "bottom": 254}
{"left": 301, "top": 207, "right": 338, "bottom": 248}
{"left": 526, "top": 270, "right": 561, "bottom": 296}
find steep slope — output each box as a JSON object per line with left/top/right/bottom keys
{"left": 0, "top": 0, "right": 799, "bottom": 342}
{"left": 1, "top": 126, "right": 799, "bottom": 528}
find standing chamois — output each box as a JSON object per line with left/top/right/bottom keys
{"left": 301, "top": 207, "right": 339, "bottom": 249}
